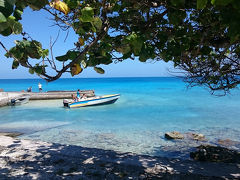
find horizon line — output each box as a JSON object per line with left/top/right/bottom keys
{"left": 0, "top": 76, "right": 184, "bottom": 80}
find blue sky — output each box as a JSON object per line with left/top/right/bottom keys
{"left": 0, "top": 8, "right": 174, "bottom": 79}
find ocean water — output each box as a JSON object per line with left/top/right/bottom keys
{"left": 0, "top": 77, "right": 240, "bottom": 159}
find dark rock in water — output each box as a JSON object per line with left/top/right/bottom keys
{"left": 218, "top": 139, "right": 240, "bottom": 147}
{"left": 165, "top": 132, "right": 184, "bottom": 140}
{"left": 0, "top": 132, "right": 23, "bottom": 138}
{"left": 190, "top": 145, "right": 240, "bottom": 163}
{"left": 185, "top": 133, "right": 206, "bottom": 141}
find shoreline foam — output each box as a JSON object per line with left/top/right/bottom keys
{"left": 0, "top": 135, "right": 239, "bottom": 179}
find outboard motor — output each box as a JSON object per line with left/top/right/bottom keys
{"left": 63, "top": 99, "right": 69, "bottom": 107}
{"left": 10, "top": 99, "right": 16, "bottom": 106}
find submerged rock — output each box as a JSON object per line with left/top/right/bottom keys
{"left": 190, "top": 145, "right": 240, "bottom": 163}
{"left": 0, "top": 132, "right": 23, "bottom": 138}
{"left": 164, "top": 131, "right": 206, "bottom": 141}
{"left": 186, "top": 133, "right": 206, "bottom": 141}
{"left": 165, "top": 132, "right": 184, "bottom": 140}
{"left": 218, "top": 139, "right": 240, "bottom": 147}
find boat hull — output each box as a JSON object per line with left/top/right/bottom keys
{"left": 64, "top": 94, "right": 120, "bottom": 108}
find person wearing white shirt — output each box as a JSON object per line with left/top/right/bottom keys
{"left": 38, "top": 83, "right": 42, "bottom": 92}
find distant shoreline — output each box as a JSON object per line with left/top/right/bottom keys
{"left": 0, "top": 76, "right": 180, "bottom": 80}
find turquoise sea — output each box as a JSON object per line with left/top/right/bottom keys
{"left": 0, "top": 77, "right": 240, "bottom": 159}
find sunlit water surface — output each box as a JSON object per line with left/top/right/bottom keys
{"left": 0, "top": 77, "right": 240, "bottom": 159}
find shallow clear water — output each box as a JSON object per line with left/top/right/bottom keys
{"left": 0, "top": 77, "right": 240, "bottom": 159}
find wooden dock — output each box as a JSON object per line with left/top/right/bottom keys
{"left": 0, "top": 90, "right": 95, "bottom": 107}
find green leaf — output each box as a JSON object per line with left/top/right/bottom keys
{"left": 41, "top": 49, "right": 49, "bottom": 58}
{"left": 87, "top": 55, "right": 101, "bottom": 67}
{"left": 0, "top": 0, "right": 14, "bottom": 17}
{"left": 91, "top": 23, "right": 96, "bottom": 32}
{"left": 101, "top": 42, "right": 112, "bottom": 52}
{"left": 0, "top": 12, "right": 6, "bottom": 22}
{"left": 0, "top": 26, "right": 11, "bottom": 36}
{"left": 197, "top": 0, "right": 208, "bottom": 9}
{"left": 122, "top": 45, "right": 131, "bottom": 55}
{"left": 200, "top": 46, "right": 212, "bottom": 55}
{"left": 6, "top": 0, "right": 15, "bottom": 6}
{"left": 235, "top": 46, "right": 240, "bottom": 55}
{"left": 96, "top": 52, "right": 112, "bottom": 65}
{"left": 132, "top": 38, "right": 143, "bottom": 56}
{"left": 29, "top": 68, "right": 34, "bottom": 74}
{"left": 64, "top": 0, "right": 78, "bottom": 9}
{"left": 124, "top": 33, "right": 144, "bottom": 55}
{"left": 5, "top": 46, "right": 15, "bottom": 57}
{"left": 82, "top": 22, "right": 94, "bottom": 32}
{"left": 0, "top": 21, "right": 9, "bottom": 32}
{"left": 126, "top": 33, "right": 137, "bottom": 41}
{"left": 211, "top": 0, "right": 233, "bottom": 6}
{"left": 139, "top": 54, "right": 147, "bottom": 62}
{"left": 12, "top": 49, "right": 23, "bottom": 59}
{"left": 76, "top": 26, "right": 85, "bottom": 35}
{"left": 5, "top": 47, "right": 24, "bottom": 59}
{"left": 12, "top": 20, "right": 22, "bottom": 34}
{"left": 73, "top": 21, "right": 80, "bottom": 29}
{"left": 12, "top": 59, "right": 19, "bottom": 69}
{"left": 94, "top": 67, "right": 105, "bottom": 74}
{"left": 18, "top": 57, "right": 28, "bottom": 67}
{"left": 34, "top": 65, "right": 43, "bottom": 74}
{"left": 168, "top": 10, "right": 186, "bottom": 25}
{"left": 80, "top": 7, "right": 94, "bottom": 22}
{"left": 21, "top": 40, "right": 42, "bottom": 59}
{"left": 93, "top": 17, "right": 102, "bottom": 31}
{"left": 139, "top": 44, "right": 155, "bottom": 62}
{"left": 15, "top": 1, "right": 27, "bottom": 12}
{"left": 28, "top": 0, "right": 48, "bottom": 10}
{"left": 112, "top": 3, "right": 120, "bottom": 11}
{"left": 171, "top": 0, "right": 185, "bottom": 7}
{"left": 232, "top": 0, "right": 240, "bottom": 9}
{"left": 7, "top": 16, "right": 22, "bottom": 34}
{"left": 67, "top": 51, "right": 79, "bottom": 60}
{"left": 13, "top": 9, "right": 23, "bottom": 21}
{"left": 55, "top": 51, "right": 79, "bottom": 61}
{"left": 56, "top": 54, "right": 69, "bottom": 61}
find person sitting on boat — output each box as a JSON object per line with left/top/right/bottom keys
{"left": 76, "top": 89, "right": 81, "bottom": 101}
{"left": 81, "top": 94, "right": 87, "bottom": 99}
{"left": 72, "top": 94, "right": 78, "bottom": 102}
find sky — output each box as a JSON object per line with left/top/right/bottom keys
{"left": 0, "top": 7, "right": 175, "bottom": 79}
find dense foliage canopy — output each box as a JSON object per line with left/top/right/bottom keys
{"left": 0, "top": 0, "right": 240, "bottom": 94}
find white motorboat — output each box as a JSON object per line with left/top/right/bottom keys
{"left": 63, "top": 94, "right": 120, "bottom": 108}
{"left": 8, "top": 96, "right": 30, "bottom": 106}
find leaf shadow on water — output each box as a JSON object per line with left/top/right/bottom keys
{"left": 0, "top": 139, "right": 240, "bottom": 180}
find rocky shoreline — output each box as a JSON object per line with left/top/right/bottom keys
{"left": 0, "top": 134, "right": 240, "bottom": 179}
